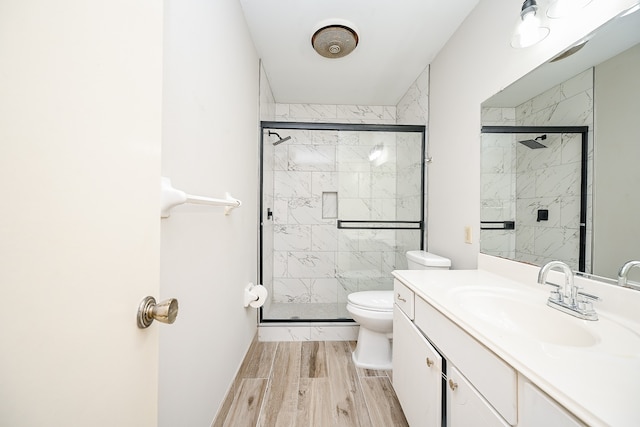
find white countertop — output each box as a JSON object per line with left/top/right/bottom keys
{"left": 392, "top": 269, "right": 640, "bottom": 427}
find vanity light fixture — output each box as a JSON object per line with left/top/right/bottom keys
{"left": 547, "top": 0, "right": 593, "bottom": 19}
{"left": 511, "top": 0, "right": 550, "bottom": 48}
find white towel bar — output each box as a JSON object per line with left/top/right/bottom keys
{"left": 161, "top": 177, "right": 241, "bottom": 218}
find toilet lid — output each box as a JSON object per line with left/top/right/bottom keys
{"left": 347, "top": 291, "right": 393, "bottom": 311}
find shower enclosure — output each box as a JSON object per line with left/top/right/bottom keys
{"left": 260, "top": 122, "right": 426, "bottom": 322}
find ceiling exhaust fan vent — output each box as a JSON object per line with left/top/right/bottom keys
{"left": 311, "top": 25, "right": 359, "bottom": 59}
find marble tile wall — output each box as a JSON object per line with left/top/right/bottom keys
{"left": 480, "top": 127, "right": 516, "bottom": 259}
{"left": 269, "top": 128, "right": 403, "bottom": 308}
{"left": 395, "top": 65, "right": 429, "bottom": 268}
{"left": 514, "top": 133, "right": 583, "bottom": 269}
{"left": 515, "top": 69, "right": 593, "bottom": 128}
{"left": 258, "top": 324, "right": 359, "bottom": 341}
{"left": 396, "top": 65, "right": 429, "bottom": 126}
{"left": 393, "top": 132, "right": 423, "bottom": 269}
{"left": 264, "top": 97, "right": 424, "bottom": 316}
{"left": 275, "top": 104, "right": 396, "bottom": 124}
{"left": 481, "top": 107, "right": 516, "bottom": 127}
{"left": 515, "top": 68, "right": 593, "bottom": 271}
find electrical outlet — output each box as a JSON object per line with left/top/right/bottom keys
{"left": 464, "top": 226, "right": 473, "bottom": 244}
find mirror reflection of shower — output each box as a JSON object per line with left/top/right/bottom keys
{"left": 518, "top": 134, "right": 547, "bottom": 149}
{"left": 268, "top": 130, "right": 291, "bottom": 146}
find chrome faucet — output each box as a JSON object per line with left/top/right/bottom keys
{"left": 538, "top": 260, "right": 575, "bottom": 302}
{"left": 537, "top": 260, "right": 599, "bottom": 321}
{"left": 618, "top": 260, "right": 640, "bottom": 289}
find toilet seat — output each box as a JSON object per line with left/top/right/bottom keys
{"left": 347, "top": 291, "right": 393, "bottom": 312}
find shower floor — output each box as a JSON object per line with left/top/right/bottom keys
{"left": 263, "top": 302, "right": 353, "bottom": 321}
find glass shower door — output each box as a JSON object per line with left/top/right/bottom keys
{"left": 260, "top": 124, "right": 424, "bottom": 321}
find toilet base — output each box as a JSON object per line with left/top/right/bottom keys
{"left": 351, "top": 326, "right": 393, "bottom": 370}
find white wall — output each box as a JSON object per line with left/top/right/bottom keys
{"left": 159, "top": 0, "right": 259, "bottom": 425}
{"left": 593, "top": 43, "right": 640, "bottom": 279}
{"left": 428, "top": 0, "right": 638, "bottom": 269}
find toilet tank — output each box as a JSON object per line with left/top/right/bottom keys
{"left": 406, "top": 250, "right": 451, "bottom": 270}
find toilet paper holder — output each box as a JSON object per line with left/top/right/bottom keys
{"left": 244, "top": 283, "right": 268, "bottom": 308}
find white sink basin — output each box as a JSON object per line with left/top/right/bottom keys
{"left": 452, "top": 287, "right": 600, "bottom": 347}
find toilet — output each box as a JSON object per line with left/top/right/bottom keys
{"left": 346, "top": 250, "right": 451, "bottom": 370}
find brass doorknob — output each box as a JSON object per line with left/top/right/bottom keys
{"left": 137, "top": 296, "right": 179, "bottom": 328}
{"left": 426, "top": 357, "right": 434, "bottom": 367}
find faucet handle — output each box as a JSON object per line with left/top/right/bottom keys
{"left": 576, "top": 290, "right": 600, "bottom": 313}
{"left": 577, "top": 290, "right": 601, "bottom": 302}
{"left": 542, "top": 282, "right": 562, "bottom": 302}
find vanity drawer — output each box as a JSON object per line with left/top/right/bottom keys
{"left": 415, "top": 297, "right": 518, "bottom": 425}
{"left": 394, "top": 279, "right": 415, "bottom": 319}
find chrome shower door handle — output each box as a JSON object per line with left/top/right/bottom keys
{"left": 137, "top": 296, "right": 179, "bottom": 328}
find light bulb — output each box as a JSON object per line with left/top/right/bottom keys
{"left": 511, "top": 6, "right": 550, "bottom": 48}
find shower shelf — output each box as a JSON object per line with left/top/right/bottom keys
{"left": 160, "top": 176, "right": 241, "bottom": 218}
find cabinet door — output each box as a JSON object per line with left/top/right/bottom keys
{"left": 393, "top": 306, "right": 442, "bottom": 427}
{"left": 448, "top": 366, "right": 510, "bottom": 427}
{"left": 519, "top": 380, "right": 585, "bottom": 427}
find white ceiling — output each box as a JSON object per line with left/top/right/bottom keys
{"left": 239, "top": 0, "right": 480, "bottom": 105}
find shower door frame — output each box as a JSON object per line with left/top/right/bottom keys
{"left": 259, "top": 121, "right": 426, "bottom": 323}
{"left": 480, "top": 125, "right": 589, "bottom": 272}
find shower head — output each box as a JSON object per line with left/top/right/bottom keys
{"left": 273, "top": 136, "right": 291, "bottom": 146}
{"left": 268, "top": 131, "right": 291, "bottom": 146}
{"left": 518, "top": 134, "right": 547, "bottom": 149}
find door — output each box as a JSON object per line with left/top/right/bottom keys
{"left": 0, "top": 1, "right": 163, "bottom": 426}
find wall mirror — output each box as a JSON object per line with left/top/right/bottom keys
{"left": 480, "top": 7, "right": 640, "bottom": 282}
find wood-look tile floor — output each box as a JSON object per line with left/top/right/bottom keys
{"left": 213, "top": 340, "right": 408, "bottom": 427}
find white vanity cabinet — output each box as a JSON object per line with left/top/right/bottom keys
{"left": 393, "top": 277, "right": 514, "bottom": 426}
{"left": 393, "top": 304, "right": 442, "bottom": 427}
{"left": 391, "top": 268, "right": 639, "bottom": 426}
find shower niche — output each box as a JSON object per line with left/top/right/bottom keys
{"left": 260, "top": 122, "right": 425, "bottom": 322}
